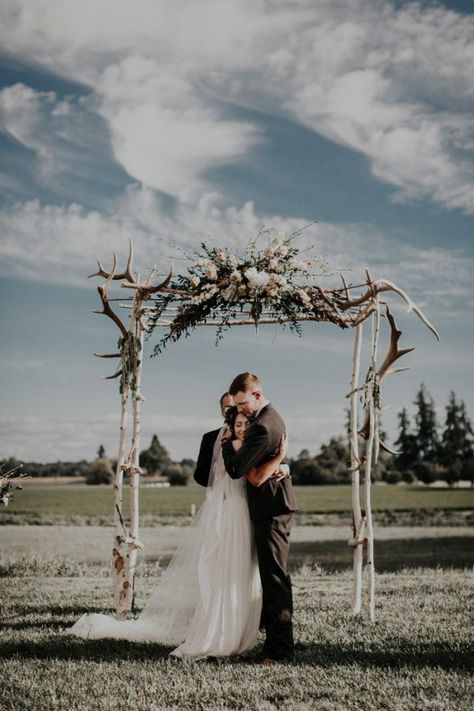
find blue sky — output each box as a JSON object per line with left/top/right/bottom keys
{"left": 0, "top": 0, "right": 472, "bottom": 462}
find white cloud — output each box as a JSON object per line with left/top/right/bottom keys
{"left": 1, "top": 0, "right": 473, "bottom": 210}
{"left": 0, "top": 186, "right": 471, "bottom": 324}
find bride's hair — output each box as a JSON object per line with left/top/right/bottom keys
{"left": 225, "top": 406, "right": 248, "bottom": 438}
{"left": 229, "top": 372, "right": 261, "bottom": 396}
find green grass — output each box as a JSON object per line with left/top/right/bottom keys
{"left": 2, "top": 524, "right": 474, "bottom": 570}
{"left": 2, "top": 483, "right": 472, "bottom": 526}
{"left": 1, "top": 562, "right": 472, "bottom": 710}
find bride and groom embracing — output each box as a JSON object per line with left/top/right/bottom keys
{"left": 69, "top": 372, "right": 297, "bottom": 664}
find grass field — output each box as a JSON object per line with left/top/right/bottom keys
{"left": 2, "top": 524, "right": 474, "bottom": 571}
{"left": 1, "top": 561, "right": 472, "bottom": 710}
{"left": 2, "top": 483, "right": 473, "bottom": 526}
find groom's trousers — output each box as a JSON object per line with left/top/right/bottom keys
{"left": 254, "top": 512, "right": 294, "bottom": 660}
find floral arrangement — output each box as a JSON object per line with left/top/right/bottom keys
{"left": 0, "top": 464, "right": 28, "bottom": 506}
{"left": 149, "top": 229, "right": 346, "bottom": 355}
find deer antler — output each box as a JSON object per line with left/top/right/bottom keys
{"left": 88, "top": 237, "right": 136, "bottom": 284}
{"left": 358, "top": 304, "right": 414, "bottom": 442}
{"left": 138, "top": 266, "right": 174, "bottom": 298}
{"left": 92, "top": 254, "right": 128, "bottom": 338}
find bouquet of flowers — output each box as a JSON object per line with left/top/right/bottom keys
{"left": 149, "top": 229, "right": 342, "bottom": 355}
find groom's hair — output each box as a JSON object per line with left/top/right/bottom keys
{"left": 229, "top": 372, "right": 261, "bottom": 396}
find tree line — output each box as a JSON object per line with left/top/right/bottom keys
{"left": 290, "top": 385, "right": 473, "bottom": 486}
{"left": 2, "top": 384, "right": 472, "bottom": 486}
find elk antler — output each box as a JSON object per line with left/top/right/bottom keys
{"left": 138, "top": 266, "right": 174, "bottom": 298}
{"left": 358, "top": 304, "right": 414, "bottom": 442}
{"left": 88, "top": 237, "right": 136, "bottom": 284}
{"left": 92, "top": 254, "right": 128, "bottom": 338}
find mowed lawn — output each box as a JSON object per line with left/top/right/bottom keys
{"left": 2, "top": 483, "right": 473, "bottom": 525}
{"left": 1, "top": 563, "right": 472, "bottom": 710}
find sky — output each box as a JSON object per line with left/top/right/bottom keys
{"left": 0, "top": 0, "right": 473, "bottom": 463}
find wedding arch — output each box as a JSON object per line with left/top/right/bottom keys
{"left": 90, "top": 231, "right": 438, "bottom": 622}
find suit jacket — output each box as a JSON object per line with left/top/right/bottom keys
{"left": 193, "top": 427, "right": 221, "bottom": 487}
{"left": 222, "top": 403, "right": 297, "bottom": 520}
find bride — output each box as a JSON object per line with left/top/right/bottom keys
{"left": 68, "top": 408, "right": 287, "bottom": 659}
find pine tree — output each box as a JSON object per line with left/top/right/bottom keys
{"left": 440, "top": 393, "right": 473, "bottom": 473}
{"left": 459, "top": 400, "right": 474, "bottom": 461}
{"left": 413, "top": 383, "right": 439, "bottom": 462}
{"left": 140, "top": 434, "right": 172, "bottom": 475}
{"left": 97, "top": 444, "right": 106, "bottom": 459}
{"left": 393, "top": 408, "right": 416, "bottom": 471}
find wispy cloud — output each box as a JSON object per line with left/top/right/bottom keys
{"left": 0, "top": 187, "right": 471, "bottom": 323}
{"left": 1, "top": 0, "right": 473, "bottom": 211}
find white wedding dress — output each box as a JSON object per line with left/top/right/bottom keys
{"left": 67, "top": 429, "right": 262, "bottom": 658}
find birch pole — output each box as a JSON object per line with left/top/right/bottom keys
{"left": 348, "top": 323, "right": 364, "bottom": 614}
{"left": 113, "top": 386, "right": 129, "bottom": 616}
{"left": 364, "top": 297, "right": 381, "bottom": 622}
{"left": 120, "top": 293, "right": 145, "bottom": 616}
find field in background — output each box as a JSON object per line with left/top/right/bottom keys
{"left": 1, "top": 483, "right": 473, "bottom": 526}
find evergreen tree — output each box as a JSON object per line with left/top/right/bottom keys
{"left": 413, "top": 384, "right": 439, "bottom": 462}
{"left": 393, "top": 408, "right": 416, "bottom": 471}
{"left": 440, "top": 393, "right": 473, "bottom": 483}
{"left": 97, "top": 444, "right": 106, "bottom": 459}
{"left": 459, "top": 400, "right": 474, "bottom": 461}
{"left": 140, "top": 434, "right": 172, "bottom": 475}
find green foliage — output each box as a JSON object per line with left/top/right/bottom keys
{"left": 394, "top": 407, "right": 417, "bottom": 471}
{"left": 139, "top": 434, "right": 172, "bottom": 475}
{"left": 413, "top": 460, "right": 438, "bottom": 485}
{"left": 414, "top": 383, "right": 440, "bottom": 463}
{"left": 291, "top": 437, "right": 351, "bottom": 485}
{"left": 118, "top": 332, "right": 142, "bottom": 394}
{"left": 163, "top": 463, "right": 192, "bottom": 486}
{"left": 85, "top": 458, "right": 114, "bottom": 486}
{"left": 440, "top": 393, "right": 474, "bottom": 485}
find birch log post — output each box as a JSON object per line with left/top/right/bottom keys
{"left": 364, "top": 297, "right": 381, "bottom": 622}
{"left": 113, "top": 386, "right": 129, "bottom": 616}
{"left": 349, "top": 323, "right": 364, "bottom": 614}
{"left": 120, "top": 295, "right": 145, "bottom": 616}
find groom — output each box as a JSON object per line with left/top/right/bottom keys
{"left": 221, "top": 372, "right": 297, "bottom": 663}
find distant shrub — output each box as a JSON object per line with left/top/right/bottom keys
{"left": 401, "top": 469, "right": 416, "bottom": 484}
{"left": 385, "top": 469, "right": 403, "bottom": 484}
{"left": 164, "top": 464, "right": 190, "bottom": 486}
{"left": 414, "top": 461, "right": 438, "bottom": 485}
{"left": 85, "top": 458, "right": 114, "bottom": 485}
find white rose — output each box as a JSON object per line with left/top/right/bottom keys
{"left": 269, "top": 258, "right": 279, "bottom": 271}
{"left": 245, "top": 267, "right": 270, "bottom": 289}
{"left": 204, "top": 260, "right": 218, "bottom": 280}
{"left": 230, "top": 270, "right": 242, "bottom": 283}
{"left": 266, "top": 284, "right": 279, "bottom": 298}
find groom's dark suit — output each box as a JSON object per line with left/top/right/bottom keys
{"left": 222, "top": 403, "right": 296, "bottom": 661}
{"left": 193, "top": 428, "right": 221, "bottom": 487}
